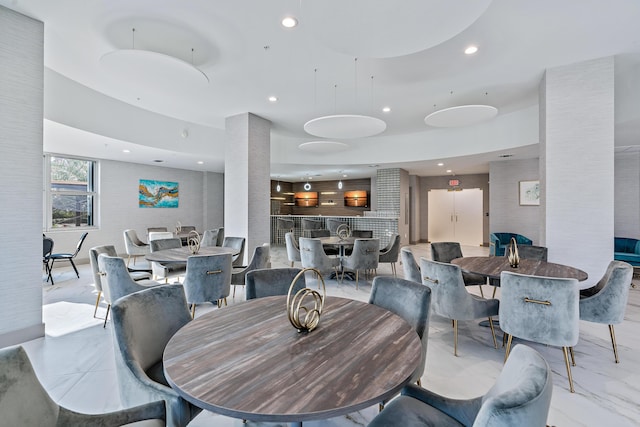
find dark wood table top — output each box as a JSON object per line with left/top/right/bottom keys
{"left": 163, "top": 295, "right": 421, "bottom": 423}
{"left": 318, "top": 236, "right": 356, "bottom": 247}
{"left": 145, "top": 246, "right": 237, "bottom": 264}
{"left": 451, "top": 256, "right": 588, "bottom": 281}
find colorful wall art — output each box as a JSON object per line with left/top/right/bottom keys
{"left": 139, "top": 179, "right": 179, "bottom": 208}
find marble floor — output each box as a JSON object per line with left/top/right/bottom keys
{"left": 25, "top": 243, "right": 640, "bottom": 426}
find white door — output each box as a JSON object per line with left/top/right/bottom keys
{"left": 428, "top": 188, "right": 483, "bottom": 246}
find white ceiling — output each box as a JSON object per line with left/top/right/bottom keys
{"left": 4, "top": 0, "right": 640, "bottom": 181}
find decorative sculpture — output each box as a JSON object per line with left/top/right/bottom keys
{"left": 336, "top": 224, "right": 351, "bottom": 241}
{"left": 507, "top": 237, "right": 520, "bottom": 268}
{"left": 188, "top": 230, "right": 201, "bottom": 254}
{"left": 175, "top": 221, "right": 182, "bottom": 233}
{"left": 286, "top": 268, "right": 326, "bottom": 333}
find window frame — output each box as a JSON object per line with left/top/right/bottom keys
{"left": 44, "top": 153, "right": 99, "bottom": 231}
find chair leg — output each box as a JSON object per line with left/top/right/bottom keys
{"left": 191, "top": 304, "right": 196, "bottom": 318}
{"left": 488, "top": 316, "right": 497, "bottom": 349}
{"left": 416, "top": 378, "right": 421, "bottom": 387}
{"left": 609, "top": 324, "right": 620, "bottom": 363}
{"left": 233, "top": 285, "right": 236, "bottom": 298}
{"left": 492, "top": 286, "right": 498, "bottom": 298}
{"left": 355, "top": 270, "right": 359, "bottom": 290}
{"left": 48, "top": 259, "right": 55, "bottom": 285}
{"left": 453, "top": 319, "right": 458, "bottom": 356}
{"left": 69, "top": 259, "right": 80, "bottom": 278}
{"left": 562, "top": 346, "right": 576, "bottom": 393}
{"left": 478, "top": 285, "right": 484, "bottom": 298}
{"left": 504, "top": 334, "right": 513, "bottom": 363}
{"left": 93, "top": 291, "right": 102, "bottom": 318}
{"left": 127, "top": 255, "right": 132, "bottom": 267}
{"left": 291, "top": 261, "right": 294, "bottom": 267}
{"left": 569, "top": 346, "right": 576, "bottom": 366}
{"left": 103, "top": 305, "right": 111, "bottom": 328}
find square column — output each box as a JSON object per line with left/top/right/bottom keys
{"left": 540, "top": 57, "right": 614, "bottom": 283}
{"left": 224, "top": 113, "right": 271, "bottom": 263}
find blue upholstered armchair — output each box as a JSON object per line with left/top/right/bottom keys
{"left": 489, "top": 232, "right": 533, "bottom": 256}
{"left": 614, "top": 237, "right": 640, "bottom": 266}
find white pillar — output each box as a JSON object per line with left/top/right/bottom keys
{"left": 540, "top": 57, "right": 614, "bottom": 284}
{"left": 224, "top": 113, "right": 271, "bottom": 264}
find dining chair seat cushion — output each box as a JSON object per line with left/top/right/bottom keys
{"left": 130, "top": 271, "right": 153, "bottom": 281}
{"left": 145, "top": 361, "right": 170, "bottom": 387}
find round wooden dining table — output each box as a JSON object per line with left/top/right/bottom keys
{"left": 451, "top": 256, "right": 588, "bottom": 282}
{"left": 145, "top": 246, "right": 238, "bottom": 264}
{"left": 163, "top": 295, "right": 421, "bottom": 427}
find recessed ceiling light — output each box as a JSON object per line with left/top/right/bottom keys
{"left": 153, "top": 159, "right": 164, "bottom": 163}
{"left": 343, "top": 174, "right": 348, "bottom": 178}
{"left": 382, "top": 106, "right": 391, "bottom": 113}
{"left": 197, "top": 161, "right": 204, "bottom": 164}
{"left": 464, "top": 45, "right": 478, "bottom": 55}
{"left": 122, "top": 149, "right": 130, "bottom": 153}
{"left": 281, "top": 16, "right": 298, "bottom": 28}
{"left": 446, "top": 169, "right": 452, "bottom": 173}
{"left": 499, "top": 154, "right": 513, "bottom": 158}
{"left": 268, "top": 96, "right": 278, "bottom": 102}
{"left": 437, "top": 162, "right": 444, "bottom": 166}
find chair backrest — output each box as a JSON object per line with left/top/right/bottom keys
{"left": 71, "top": 232, "right": 89, "bottom": 257}
{"left": 517, "top": 245, "right": 548, "bottom": 261}
{"left": 430, "top": 242, "right": 463, "bottom": 264}
{"left": 201, "top": 229, "right": 220, "bottom": 247}
{"left": 89, "top": 245, "right": 118, "bottom": 293}
{"left": 277, "top": 218, "right": 295, "bottom": 231}
{"left": 500, "top": 271, "right": 579, "bottom": 347}
{"left": 419, "top": 259, "right": 479, "bottom": 320}
{"left": 246, "top": 267, "right": 307, "bottom": 300}
{"left": 124, "top": 229, "right": 145, "bottom": 247}
{"left": 147, "top": 227, "right": 168, "bottom": 233}
{"left": 180, "top": 225, "right": 196, "bottom": 233}
{"left": 326, "top": 218, "right": 347, "bottom": 234}
{"left": 401, "top": 247, "right": 421, "bottom": 283}
{"left": 215, "top": 227, "right": 225, "bottom": 246}
{"left": 351, "top": 230, "right": 373, "bottom": 238}
{"left": 0, "top": 346, "right": 63, "bottom": 424}
{"left": 183, "top": 253, "right": 232, "bottom": 304}
{"left": 98, "top": 254, "right": 153, "bottom": 304}
{"left": 285, "top": 232, "right": 301, "bottom": 263}
{"left": 474, "top": 344, "right": 553, "bottom": 426}
{"left": 369, "top": 277, "right": 431, "bottom": 383}
{"left": 309, "top": 229, "right": 330, "bottom": 238}
{"left": 43, "top": 237, "right": 54, "bottom": 258}
{"left": 580, "top": 260, "right": 633, "bottom": 324}
{"left": 150, "top": 237, "right": 182, "bottom": 251}
{"left": 222, "top": 236, "right": 245, "bottom": 266}
{"left": 301, "top": 218, "right": 322, "bottom": 231}
{"left": 299, "top": 237, "right": 337, "bottom": 275}
{"left": 379, "top": 233, "right": 401, "bottom": 261}
{"left": 345, "top": 238, "right": 380, "bottom": 270}
{"left": 111, "top": 284, "right": 192, "bottom": 376}
{"left": 232, "top": 244, "right": 271, "bottom": 286}
{"left": 148, "top": 232, "right": 175, "bottom": 242}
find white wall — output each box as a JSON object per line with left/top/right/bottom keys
{"left": 0, "top": 6, "right": 44, "bottom": 347}
{"left": 46, "top": 159, "right": 224, "bottom": 265}
{"left": 489, "top": 159, "right": 541, "bottom": 244}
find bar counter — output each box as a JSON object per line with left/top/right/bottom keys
{"left": 270, "top": 214, "right": 398, "bottom": 248}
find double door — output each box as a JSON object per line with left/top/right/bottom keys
{"left": 427, "top": 188, "right": 483, "bottom": 246}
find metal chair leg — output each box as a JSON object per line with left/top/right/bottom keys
{"left": 562, "top": 346, "right": 575, "bottom": 393}
{"left": 103, "top": 305, "right": 111, "bottom": 328}
{"left": 504, "top": 334, "right": 513, "bottom": 363}
{"left": 453, "top": 319, "right": 458, "bottom": 356}
{"left": 609, "top": 324, "right": 620, "bottom": 363}
{"left": 488, "top": 316, "right": 497, "bottom": 349}
{"left": 93, "top": 291, "right": 102, "bottom": 318}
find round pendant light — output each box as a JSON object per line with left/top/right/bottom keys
{"left": 304, "top": 115, "right": 386, "bottom": 139}
{"left": 424, "top": 105, "right": 498, "bottom": 128}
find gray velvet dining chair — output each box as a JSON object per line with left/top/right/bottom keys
{"left": 222, "top": 236, "right": 246, "bottom": 267}
{"left": 149, "top": 237, "right": 186, "bottom": 282}
{"left": 368, "top": 344, "right": 553, "bottom": 427}
{"left": 378, "top": 233, "right": 401, "bottom": 276}
{"left": 246, "top": 267, "right": 306, "bottom": 300}
{"left": 276, "top": 218, "right": 295, "bottom": 245}
{"left": 500, "top": 271, "right": 579, "bottom": 392}
{"left": 309, "top": 229, "right": 339, "bottom": 255}
{"left": 285, "top": 232, "right": 301, "bottom": 267}
{"left": 420, "top": 258, "right": 499, "bottom": 356}
{"left": 123, "top": 229, "right": 150, "bottom": 267}
{"left": 182, "top": 253, "right": 232, "bottom": 317}
{"left": 369, "top": 277, "right": 431, "bottom": 389}
{"left": 431, "top": 241, "right": 487, "bottom": 296}
{"left": 299, "top": 237, "right": 341, "bottom": 281}
{"left": 231, "top": 243, "right": 270, "bottom": 298}
{"left": 0, "top": 345, "right": 166, "bottom": 427}
{"left": 97, "top": 254, "right": 159, "bottom": 327}
{"left": 201, "top": 229, "right": 221, "bottom": 247}
{"left": 89, "top": 245, "right": 151, "bottom": 318}
{"left": 579, "top": 260, "right": 633, "bottom": 363}
{"left": 401, "top": 247, "right": 421, "bottom": 283}
{"left": 301, "top": 218, "right": 322, "bottom": 237}
{"left": 111, "top": 284, "right": 201, "bottom": 427}
{"left": 341, "top": 238, "right": 379, "bottom": 289}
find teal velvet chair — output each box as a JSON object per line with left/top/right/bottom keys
{"left": 613, "top": 237, "right": 640, "bottom": 266}
{"left": 579, "top": 260, "right": 633, "bottom": 363}
{"left": 489, "top": 233, "right": 532, "bottom": 256}
{"left": 369, "top": 344, "right": 553, "bottom": 427}
{"left": 0, "top": 345, "right": 166, "bottom": 426}
{"left": 500, "top": 271, "right": 579, "bottom": 392}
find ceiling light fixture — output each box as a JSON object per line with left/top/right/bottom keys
{"left": 268, "top": 95, "right": 278, "bottom": 102}
{"left": 437, "top": 162, "right": 444, "bottom": 166}
{"left": 464, "top": 45, "right": 478, "bottom": 55}
{"left": 123, "top": 149, "right": 130, "bottom": 153}
{"left": 382, "top": 106, "right": 391, "bottom": 113}
{"left": 197, "top": 161, "right": 204, "bottom": 164}
{"left": 282, "top": 16, "right": 298, "bottom": 28}
{"left": 338, "top": 180, "right": 343, "bottom": 190}
{"left": 276, "top": 176, "right": 281, "bottom": 192}
{"left": 304, "top": 62, "right": 386, "bottom": 139}
{"left": 446, "top": 169, "right": 452, "bottom": 173}
{"left": 425, "top": 105, "right": 498, "bottom": 127}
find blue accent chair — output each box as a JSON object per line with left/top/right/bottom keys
{"left": 614, "top": 237, "right": 640, "bottom": 266}
{"left": 489, "top": 232, "right": 532, "bottom": 256}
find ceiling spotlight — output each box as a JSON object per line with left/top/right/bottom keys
{"left": 446, "top": 169, "right": 452, "bottom": 173}
{"left": 464, "top": 45, "right": 478, "bottom": 55}
{"left": 382, "top": 106, "right": 391, "bottom": 113}
{"left": 281, "top": 16, "right": 298, "bottom": 28}
{"left": 268, "top": 96, "right": 278, "bottom": 102}
{"left": 197, "top": 161, "right": 204, "bottom": 164}
{"left": 122, "top": 149, "right": 130, "bottom": 153}
{"left": 338, "top": 180, "right": 343, "bottom": 190}
{"left": 437, "top": 162, "right": 444, "bottom": 166}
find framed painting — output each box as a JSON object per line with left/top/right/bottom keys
{"left": 139, "top": 179, "right": 179, "bottom": 208}
{"left": 519, "top": 180, "right": 540, "bottom": 206}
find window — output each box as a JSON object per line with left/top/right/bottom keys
{"left": 45, "top": 155, "right": 97, "bottom": 229}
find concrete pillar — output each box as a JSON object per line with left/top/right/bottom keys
{"left": 540, "top": 57, "right": 614, "bottom": 284}
{"left": 224, "top": 113, "right": 271, "bottom": 264}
